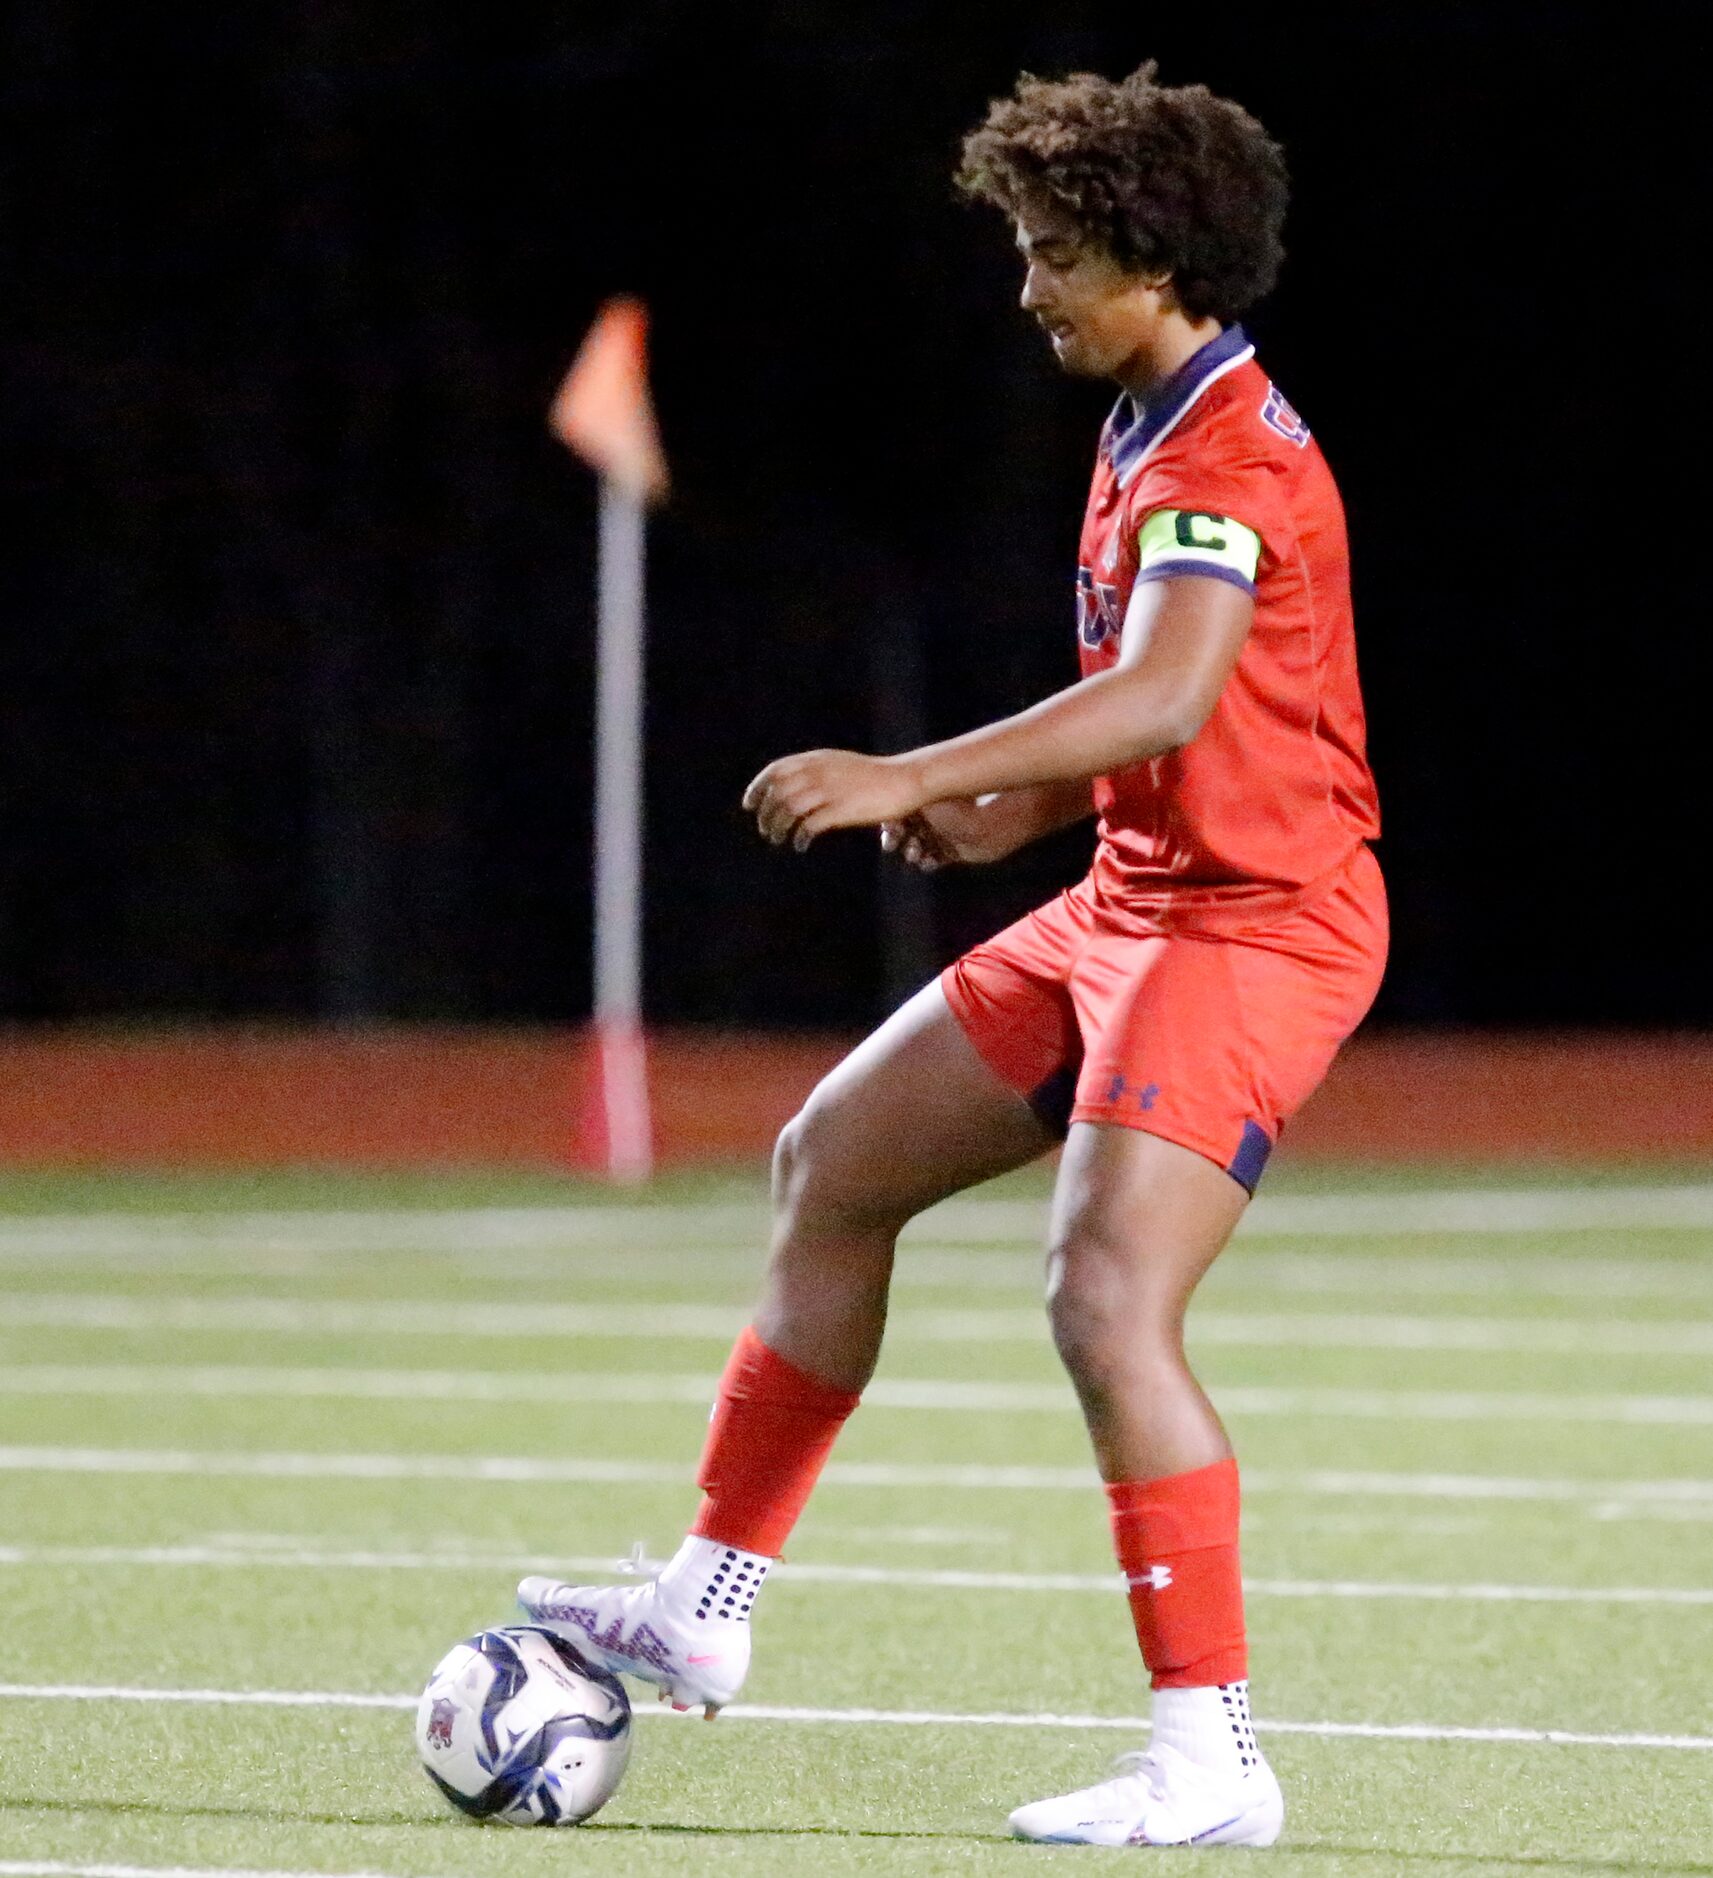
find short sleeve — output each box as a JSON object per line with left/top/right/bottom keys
{"left": 1134, "top": 508, "right": 1263, "bottom": 596}
{"left": 1127, "top": 434, "right": 1294, "bottom": 580}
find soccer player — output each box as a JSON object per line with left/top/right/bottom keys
{"left": 522, "top": 62, "right": 1384, "bottom": 1848}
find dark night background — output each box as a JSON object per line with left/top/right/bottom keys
{"left": 1, "top": 3, "right": 1703, "bottom": 1033}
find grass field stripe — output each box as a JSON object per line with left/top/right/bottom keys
{"left": 0, "top": 1682, "right": 1706, "bottom": 1751}
{"left": 13, "top": 1363, "right": 1713, "bottom": 1428}
{"left": 6, "top": 1241, "right": 1711, "bottom": 1307}
{"left": 0, "top": 1865, "right": 411, "bottom": 1878}
{"left": 0, "top": 1182, "right": 1710, "bottom": 1259}
{"left": 7, "top": 1291, "right": 1713, "bottom": 1354}
{"left": 4, "top": 1444, "right": 1713, "bottom": 1505}
{"left": 3, "top": 1540, "right": 1710, "bottom": 1606}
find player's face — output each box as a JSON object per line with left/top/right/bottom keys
{"left": 1014, "top": 202, "right": 1161, "bottom": 382}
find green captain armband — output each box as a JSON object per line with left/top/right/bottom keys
{"left": 1135, "top": 508, "right": 1263, "bottom": 595}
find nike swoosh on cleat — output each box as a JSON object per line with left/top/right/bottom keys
{"left": 685, "top": 1653, "right": 722, "bottom": 1665}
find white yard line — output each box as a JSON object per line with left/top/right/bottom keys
{"left": 0, "top": 1363, "right": 738, "bottom": 1405}
{"left": 0, "top": 1183, "right": 1710, "bottom": 1263}
{"left": 0, "top": 1203, "right": 759, "bottom": 1256}
{"left": 1591, "top": 1501, "right": 1713, "bottom": 1523}
{"left": 0, "top": 1444, "right": 670, "bottom": 1485}
{"left": 0, "top": 1866, "right": 412, "bottom": 1878}
{"left": 0, "top": 1683, "right": 410, "bottom": 1708}
{"left": 900, "top": 1247, "right": 1713, "bottom": 1301}
{"left": 433, "top": 1246, "right": 1713, "bottom": 1302}
{"left": 1210, "top": 1251, "right": 1713, "bottom": 1302}
{"left": 1181, "top": 1314, "right": 1713, "bottom": 1356}
{"left": 0, "top": 1681, "right": 1705, "bottom": 1751}
{"left": 1233, "top": 1186, "right": 1713, "bottom": 1237}
{"left": 0, "top": 1866, "right": 413, "bottom": 1878}
{"left": 1183, "top": 1385, "right": 1713, "bottom": 1425}
{"left": 5, "top": 1292, "right": 1712, "bottom": 1354}
{"left": 0, "top": 1540, "right": 1707, "bottom": 1607}
{"left": 2, "top": 1443, "right": 1711, "bottom": 1506}
{"left": 8, "top": 1363, "right": 1713, "bottom": 1427}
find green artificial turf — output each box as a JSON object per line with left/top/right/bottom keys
{"left": 1, "top": 1164, "right": 1711, "bottom": 1875}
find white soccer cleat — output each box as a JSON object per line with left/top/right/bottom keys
{"left": 516, "top": 1574, "right": 749, "bottom": 1715}
{"left": 1007, "top": 1742, "right": 1284, "bottom": 1848}
{"left": 518, "top": 1541, "right": 764, "bottom": 1717}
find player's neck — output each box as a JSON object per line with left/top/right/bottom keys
{"left": 1113, "top": 314, "right": 1226, "bottom": 401}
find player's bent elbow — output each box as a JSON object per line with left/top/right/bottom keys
{"left": 1163, "top": 674, "right": 1230, "bottom": 750}
{"left": 1131, "top": 700, "right": 1211, "bottom": 761}
{"left": 1104, "top": 668, "right": 1217, "bottom": 763}
{"left": 1151, "top": 722, "right": 1196, "bottom": 758}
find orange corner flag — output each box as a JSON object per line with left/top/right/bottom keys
{"left": 549, "top": 297, "right": 669, "bottom": 503}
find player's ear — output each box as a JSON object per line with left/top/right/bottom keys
{"left": 1143, "top": 270, "right": 1182, "bottom": 313}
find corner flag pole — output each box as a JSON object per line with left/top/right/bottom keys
{"left": 550, "top": 298, "right": 669, "bottom": 1182}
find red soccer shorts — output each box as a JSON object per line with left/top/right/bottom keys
{"left": 941, "top": 845, "right": 1387, "bottom": 1191}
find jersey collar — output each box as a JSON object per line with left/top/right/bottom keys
{"left": 1105, "top": 323, "right": 1255, "bottom": 489}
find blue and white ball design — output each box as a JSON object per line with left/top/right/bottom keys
{"left": 415, "top": 1625, "right": 632, "bottom": 1826}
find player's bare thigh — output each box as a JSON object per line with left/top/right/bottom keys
{"left": 771, "top": 977, "right": 1057, "bottom": 1235}
{"left": 755, "top": 980, "right": 1056, "bottom": 1381}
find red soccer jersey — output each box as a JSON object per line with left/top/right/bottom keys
{"left": 1074, "top": 324, "right": 1380, "bottom": 925}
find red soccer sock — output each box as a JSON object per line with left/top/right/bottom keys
{"left": 1107, "top": 1457, "right": 1248, "bottom": 1689}
{"left": 690, "top": 1326, "right": 862, "bottom": 1558}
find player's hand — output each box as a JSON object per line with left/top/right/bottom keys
{"left": 743, "top": 749, "right": 927, "bottom": 852}
{"left": 880, "top": 798, "right": 1012, "bottom": 870}
{"left": 879, "top": 813, "right": 953, "bottom": 871}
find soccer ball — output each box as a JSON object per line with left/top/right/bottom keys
{"left": 415, "top": 1624, "right": 632, "bottom": 1826}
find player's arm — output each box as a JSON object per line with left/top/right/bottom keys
{"left": 911, "top": 573, "right": 1251, "bottom": 796}
{"left": 746, "top": 558, "right": 1253, "bottom": 849}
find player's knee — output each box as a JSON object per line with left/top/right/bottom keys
{"left": 771, "top": 1098, "right": 843, "bottom": 1218}
{"left": 1046, "top": 1278, "right": 1127, "bottom": 1394}
{"left": 770, "top": 1107, "right": 811, "bottom": 1212}
{"left": 771, "top": 1091, "right": 905, "bottom": 1237}
{"left": 1046, "top": 1232, "right": 1180, "bottom": 1391}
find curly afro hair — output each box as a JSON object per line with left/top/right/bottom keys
{"left": 955, "top": 62, "right": 1288, "bottom": 325}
